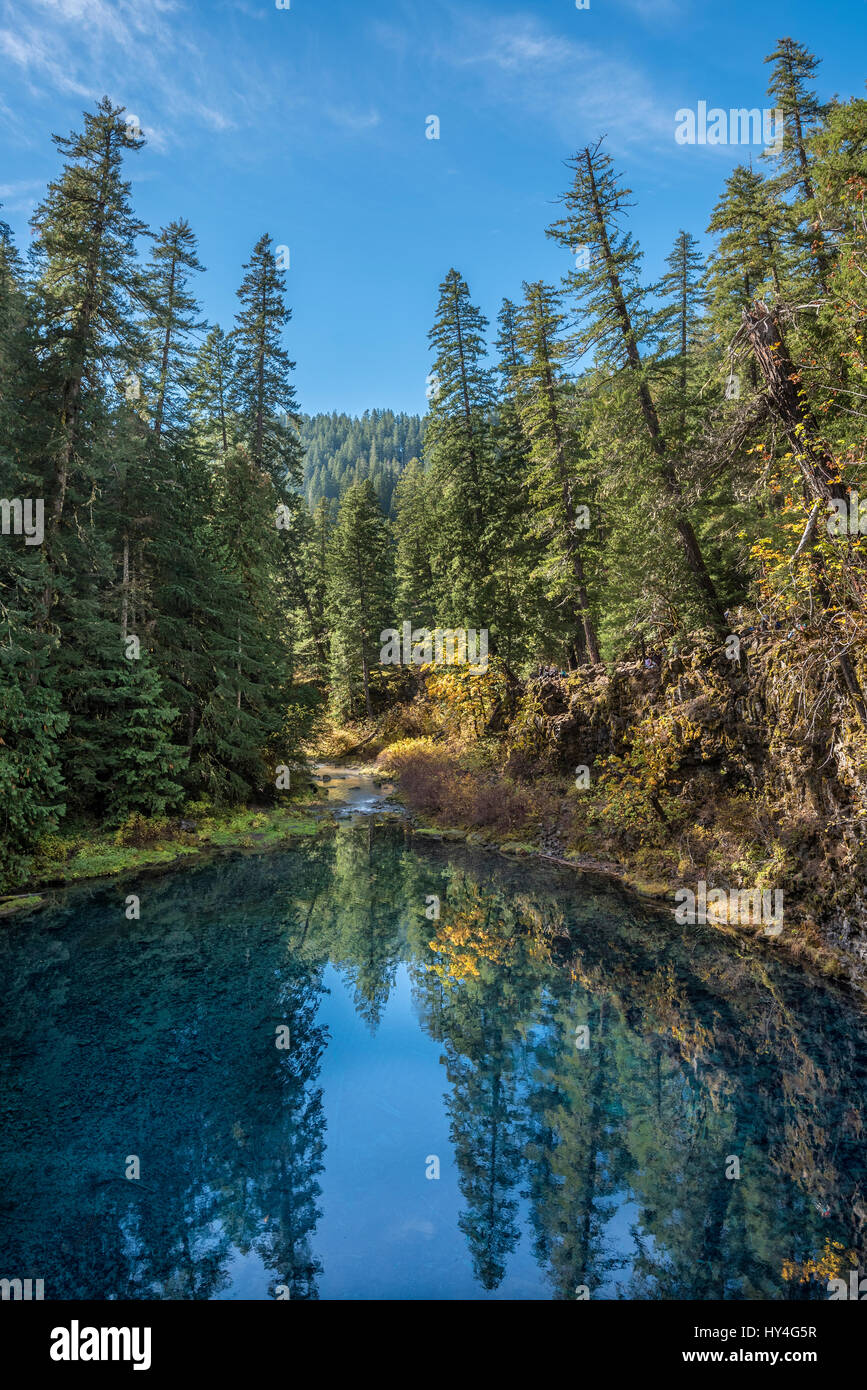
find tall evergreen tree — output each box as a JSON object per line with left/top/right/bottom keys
{"left": 327, "top": 481, "right": 393, "bottom": 720}
{"left": 393, "top": 457, "right": 436, "bottom": 631}
{"left": 143, "top": 218, "right": 205, "bottom": 444}
{"left": 425, "top": 269, "right": 497, "bottom": 626}
{"left": 30, "top": 96, "right": 147, "bottom": 597}
{"left": 232, "top": 233, "right": 302, "bottom": 490}
{"left": 189, "top": 325, "right": 236, "bottom": 456}
{"left": 547, "top": 140, "right": 724, "bottom": 626}
{"left": 514, "top": 280, "right": 601, "bottom": 664}
{"left": 764, "top": 38, "right": 830, "bottom": 286}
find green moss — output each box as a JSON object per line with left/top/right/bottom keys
{"left": 62, "top": 842, "right": 200, "bottom": 882}
{"left": 0, "top": 893, "right": 43, "bottom": 917}
{"left": 24, "top": 806, "right": 324, "bottom": 895}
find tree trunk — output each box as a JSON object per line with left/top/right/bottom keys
{"left": 742, "top": 300, "right": 867, "bottom": 725}
{"left": 153, "top": 249, "right": 178, "bottom": 444}
{"left": 44, "top": 126, "right": 115, "bottom": 615}
{"left": 121, "top": 531, "right": 130, "bottom": 642}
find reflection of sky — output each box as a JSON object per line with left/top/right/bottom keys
{"left": 217, "top": 973, "right": 706, "bottom": 1301}
{"left": 7, "top": 832, "right": 866, "bottom": 1303}
{"left": 311, "top": 963, "right": 546, "bottom": 1300}
{"left": 218, "top": 962, "right": 579, "bottom": 1299}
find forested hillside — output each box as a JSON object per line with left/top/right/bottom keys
{"left": 1, "top": 39, "right": 866, "bottom": 950}
{"left": 299, "top": 411, "right": 424, "bottom": 515}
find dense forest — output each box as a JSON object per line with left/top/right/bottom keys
{"left": 299, "top": 410, "right": 424, "bottom": 516}
{"left": 1, "top": 38, "right": 866, "bottom": 934}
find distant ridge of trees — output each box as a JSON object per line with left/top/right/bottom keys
{"left": 299, "top": 410, "right": 425, "bottom": 516}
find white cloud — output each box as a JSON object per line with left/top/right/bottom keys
{"left": 0, "top": 0, "right": 247, "bottom": 147}
{"left": 432, "top": 10, "right": 673, "bottom": 153}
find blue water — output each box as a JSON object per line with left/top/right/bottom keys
{"left": 1, "top": 823, "right": 865, "bottom": 1300}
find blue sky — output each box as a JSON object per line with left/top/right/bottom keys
{"left": 1, "top": 0, "right": 863, "bottom": 416}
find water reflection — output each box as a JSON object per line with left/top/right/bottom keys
{"left": 0, "top": 823, "right": 865, "bottom": 1300}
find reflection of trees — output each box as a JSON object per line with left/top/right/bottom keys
{"left": 310, "top": 823, "right": 408, "bottom": 1029}
{"left": 415, "top": 875, "right": 548, "bottom": 1289}
{"left": 524, "top": 988, "right": 627, "bottom": 1299}
{"left": 0, "top": 848, "right": 331, "bottom": 1300}
{"left": 407, "top": 844, "right": 867, "bottom": 1299}
{"left": 1, "top": 828, "right": 866, "bottom": 1302}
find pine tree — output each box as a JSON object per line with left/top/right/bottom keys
{"left": 425, "top": 269, "right": 497, "bottom": 625}
{"left": 548, "top": 140, "right": 724, "bottom": 627}
{"left": 194, "top": 444, "right": 298, "bottom": 802}
{"left": 514, "top": 281, "right": 601, "bottom": 663}
{"left": 764, "top": 37, "right": 826, "bottom": 203}
{"left": 232, "top": 234, "right": 302, "bottom": 490}
{"left": 28, "top": 99, "right": 156, "bottom": 817}
{"left": 103, "top": 659, "right": 187, "bottom": 823}
{"left": 393, "top": 457, "right": 436, "bottom": 629}
{"left": 764, "top": 38, "right": 830, "bottom": 286}
{"left": 706, "top": 166, "right": 784, "bottom": 343}
{"left": 30, "top": 96, "right": 147, "bottom": 593}
{"left": 0, "top": 216, "right": 69, "bottom": 879}
{"left": 327, "top": 481, "right": 393, "bottom": 720}
{"left": 189, "top": 325, "right": 236, "bottom": 456}
{"left": 285, "top": 497, "right": 331, "bottom": 676}
{"left": 487, "top": 298, "right": 539, "bottom": 673}
{"left": 652, "top": 230, "right": 708, "bottom": 442}
{"left": 142, "top": 219, "right": 205, "bottom": 444}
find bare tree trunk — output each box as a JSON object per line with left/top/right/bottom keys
{"left": 121, "top": 532, "right": 130, "bottom": 642}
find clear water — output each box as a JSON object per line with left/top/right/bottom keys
{"left": 1, "top": 822, "right": 865, "bottom": 1300}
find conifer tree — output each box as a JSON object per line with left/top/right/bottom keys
{"left": 143, "top": 219, "right": 205, "bottom": 444}
{"left": 514, "top": 280, "right": 601, "bottom": 663}
{"left": 706, "top": 167, "right": 783, "bottom": 335}
{"left": 232, "top": 233, "right": 302, "bottom": 490}
{"left": 425, "top": 269, "right": 497, "bottom": 625}
{"left": 764, "top": 37, "right": 826, "bottom": 203}
{"left": 548, "top": 140, "right": 724, "bottom": 626}
{"left": 30, "top": 96, "right": 146, "bottom": 582}
{"left": 489, "top": 297, "right": 540, "bottom": 671}
{"left": 190, "top": 325, "right": 236, "bottom": 456}
{"left": 327, "top": 481, "right": 393, "bottom": 720}
{"left": 194, "top": 443, "right": 297, "bottom": 801}
{"left": 28, "top": 99, "right": 155, "bottom": 816}
{"left": 764, "top": 38, "right": 830, "bottom": 286}
{"left": 393, "top": 458, "right": 436, "bottom": 630}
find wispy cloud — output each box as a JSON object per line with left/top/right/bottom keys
{"left": 434, "top": 8, "right": 673, "bottom": 152}
{"left": 0, "top": 0, "right": 254, "bottom": 148}
{"left": 0, "top": 178, "right": 44, "bottom": 213}
{"left": 324, "top": 105, "right": 382, "bottom": 133}
{"left": 371, "top": 5, "right": 675, "bottom": 157}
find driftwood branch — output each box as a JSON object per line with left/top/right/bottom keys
{"left": 790, "top": 501, "right": 822, "bottom": 565}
